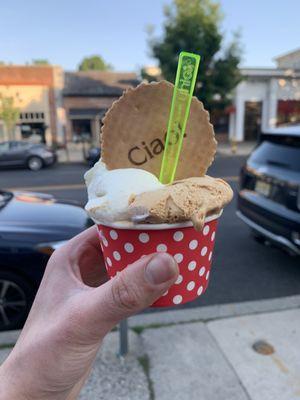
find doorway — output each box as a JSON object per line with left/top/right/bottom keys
{"left": 244, "top": 101, "right": 262, "bottom": 141}
{"left": 72, "top": 119, "right": 92, "bottom": 141}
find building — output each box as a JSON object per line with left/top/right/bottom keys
{"left": 0, "top": 66, "right": 65, "bottom": 145}
{"left": 63, "top": 71, "right": 139, "bottom": 145}
{"left": 229, "top": 48, "right": 300, "bottom": 142}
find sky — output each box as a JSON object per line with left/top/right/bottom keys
{"left": 1, "top": 0, "right": 300, "bottom": 72}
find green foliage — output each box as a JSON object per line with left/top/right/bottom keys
{"left": 0, "top": 95, "right": 20, "bottom": 134}
{"left": 78, "top": 55, "right": 113, "bottom": 71}
{"left": 32, "top": 59, "right": 50, "bottom": 65}
{"left": 149, "top": 0, "right": 242, "bottom": 110}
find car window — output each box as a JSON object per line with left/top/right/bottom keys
{"left": 10, "top": 141, "right": 26, "bottom": 149}
{"left": 0, "top": 142, "right": 10, "bottom": 153}
{"left": 250, "top": 140, "right": 300, "bottom": 172}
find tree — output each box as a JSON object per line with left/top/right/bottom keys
{"left": 78, "top": 55, "right": 113, "bottom": 71}
{"left": 149, "top": 0, "right": 242, "bottom": 111}
{"left": 32, "top": 59, "right": 50, "bottom": 65}
{"left": 0, "top": 95, "right": 20, "bottom": 139}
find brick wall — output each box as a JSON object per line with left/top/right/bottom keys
{"left": 0, "top": 66, "right": 54, "bottom": 86}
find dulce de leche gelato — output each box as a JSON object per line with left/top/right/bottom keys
{"left": 129, "top": 176, "right": 233, "bottom": 231}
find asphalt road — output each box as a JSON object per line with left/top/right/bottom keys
{"left": 1, "top": 156, "right": 300, "bottom": 310}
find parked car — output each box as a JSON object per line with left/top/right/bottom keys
{"left": 86, "top": 147, "right": 101, "bottom": 167}
{"left": 237, "top": 127, "right": 300, "bottom": 256}
{"left": 0, "top": 141, "right": 57, "bottom": 171}
{"left": 0, "top": 189, "right": 92, "bottom": 331}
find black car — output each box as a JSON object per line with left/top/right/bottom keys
{"left": 0, "top": 141, "right": 57, "bottom": 171}
{"left": 237, "top": 128, "right": 300, "bottom": 256}
{"left": 0, "top": 190, "right": 92, "bottom": 331}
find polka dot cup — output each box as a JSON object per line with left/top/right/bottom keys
{"left": 97, "top": 213, "right": 220, "bottom": 307}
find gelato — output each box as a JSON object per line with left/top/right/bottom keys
{"left": 85, "top": 161, "right": 232, "bottom": 230}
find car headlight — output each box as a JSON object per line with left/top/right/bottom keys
{"left": 36, "top": 240, "right": 69, "bottom": 255}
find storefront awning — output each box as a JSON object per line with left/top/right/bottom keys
{"left": 69, "top": 108, "right": 106, "bottom": 119}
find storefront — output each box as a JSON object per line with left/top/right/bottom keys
{"left": 63, "top": 71, "right": 139, "bottom": 145}
{"left": 0, "top": 65, "right": 65, "bottom": 145}
{"left": 229, "top": 49, "right": 300, "bottom": 142}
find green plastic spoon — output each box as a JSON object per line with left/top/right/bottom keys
{"left": 159, "top": 51, "right": 200, "bottom": 184}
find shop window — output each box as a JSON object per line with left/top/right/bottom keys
{"left": 277, "top": 100, "right": 300, "bottom": 126}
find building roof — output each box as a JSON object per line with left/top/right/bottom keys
{"left": 63, "top": 71, "right": 140, "bottom": 97}
{"left": 274, "top": 48, "right": 300, "bottom": 61}
{"left": 240, "top": 67, "right": 300, "bottom": 79}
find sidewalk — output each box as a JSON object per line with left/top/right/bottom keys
{"left": 217, "top": 141, "right": 256, "bottom": 156}
{"left": 1, "top": 296, "right": 300, "bottom": 400}
{"left": 57, "top": 144, "right": 85, "bottom": 163}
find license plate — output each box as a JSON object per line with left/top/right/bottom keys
{"left": 255, "top": 180, "right": 271, "bottom": 197}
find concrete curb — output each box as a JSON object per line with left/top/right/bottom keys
{"left": 129, "top": 295, "right": 300, "bottom": 328}
{"left": 0, "top": 330, "right": 20, "bottom": 347}
{"left": 1, "top": 295, "right": 300, "bottom": 345}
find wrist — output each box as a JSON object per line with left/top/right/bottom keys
{"left": 0, "top": 360, "right": 28, "bottom": 400}
{"left": 0, "top": 355, "right": 74, "bottom": 400}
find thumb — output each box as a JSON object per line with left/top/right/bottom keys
{"left": 85, "top": 253, "right": 178, "bottom": 333}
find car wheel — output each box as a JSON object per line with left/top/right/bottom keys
{"left": 0, "top": 271, "right": 35, "bottom": 331}
{"left": 27, "top": 156, "right": 43, "bottom": 171}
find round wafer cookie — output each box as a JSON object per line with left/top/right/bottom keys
{"left": 101, "top": 80, "right": 216, "bottom": 179}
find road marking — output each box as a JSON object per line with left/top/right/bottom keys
{"left": 6, "top": 176, "right": 239, "bottom": 192}
{"left": 6, "top": 183, "right": 86, "bottom": 191}
{"left": 221, "top": 176, "right": 239, "bottom": 182}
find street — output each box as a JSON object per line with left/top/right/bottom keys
{"left": 1, "top": 155, "right": 300, "bottom": 310}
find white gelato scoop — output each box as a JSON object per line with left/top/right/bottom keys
{"left": 84, "top": 160, "right": 163, "bottom": 224}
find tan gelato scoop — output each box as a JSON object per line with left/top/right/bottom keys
{"left": 101, "top": 81, "right": 217, "bottom": 179}
{"left": 128, "top": 176, "right": 233, "bottom": 231}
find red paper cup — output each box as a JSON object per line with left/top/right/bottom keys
{"left": 97, "top": 212, "right": 220, "bottom": 307}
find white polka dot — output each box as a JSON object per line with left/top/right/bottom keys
{"left": 208, "top": 251, "right": 213, "bottom": 261}
{"left": 201, "top": 246, "right": 208, "bottom": 256}
{"left": 162, "top": 290, "right": 169, "bottom": 296}
{"left": 187, "top": 281, "right": 195, "bottom": 291}
{"left": 206, "top": 271, "right": 210, "bottom": 280}
{"left": 139, "top": 233, "right": 149, "bottom": 243}
{"left": 157, "top": 244, "right": 167, "bottom": 252}
{"left": 197, "top": 286, "right": 203, "bottom": 296}
{"left": 203, "top": 225, "right": 210, "bottom": 235}
{"left": 199, "top": 266, "right": 206, "bottom": 276}
{"left": 173, "top": 295, "right": 183, "bottom": 304}
{"left": 211, "top": 231, "right": 216, "bottom": 241}
{"left": 173, "top": 231, "right": 184, "bottom": 242}
{"left": 175, "top": 274, "right": 183, "bottom": 284}
{"left": 189, "top": 240, "right": 198, "bottom": 250}
{"left": 124, "top": 243, "right": 134, "bottom": 253}
{"left": 102, "top": 236, "right": 108, "bottom": 247}
{"left": 113, "top": 251, "right": 121, "bottom": 261}
{"left": 174, "top": 253, "right": 183, "bottom": 263}
{"left": 106, "top": 257, "right": 112, "bottom": 267}
{"left": 188, "top": 261, "right": 197, "bottom": 271}
{"left": 110, "top": 230, "right": 118, "bottom": 240}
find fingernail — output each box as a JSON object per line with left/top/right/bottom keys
{"left": 145, "top": 253, "right": 178, "bottom": 285}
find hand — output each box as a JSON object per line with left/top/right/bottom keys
{"left": 0, "top": 226, "right": 178, "bottom": 400}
